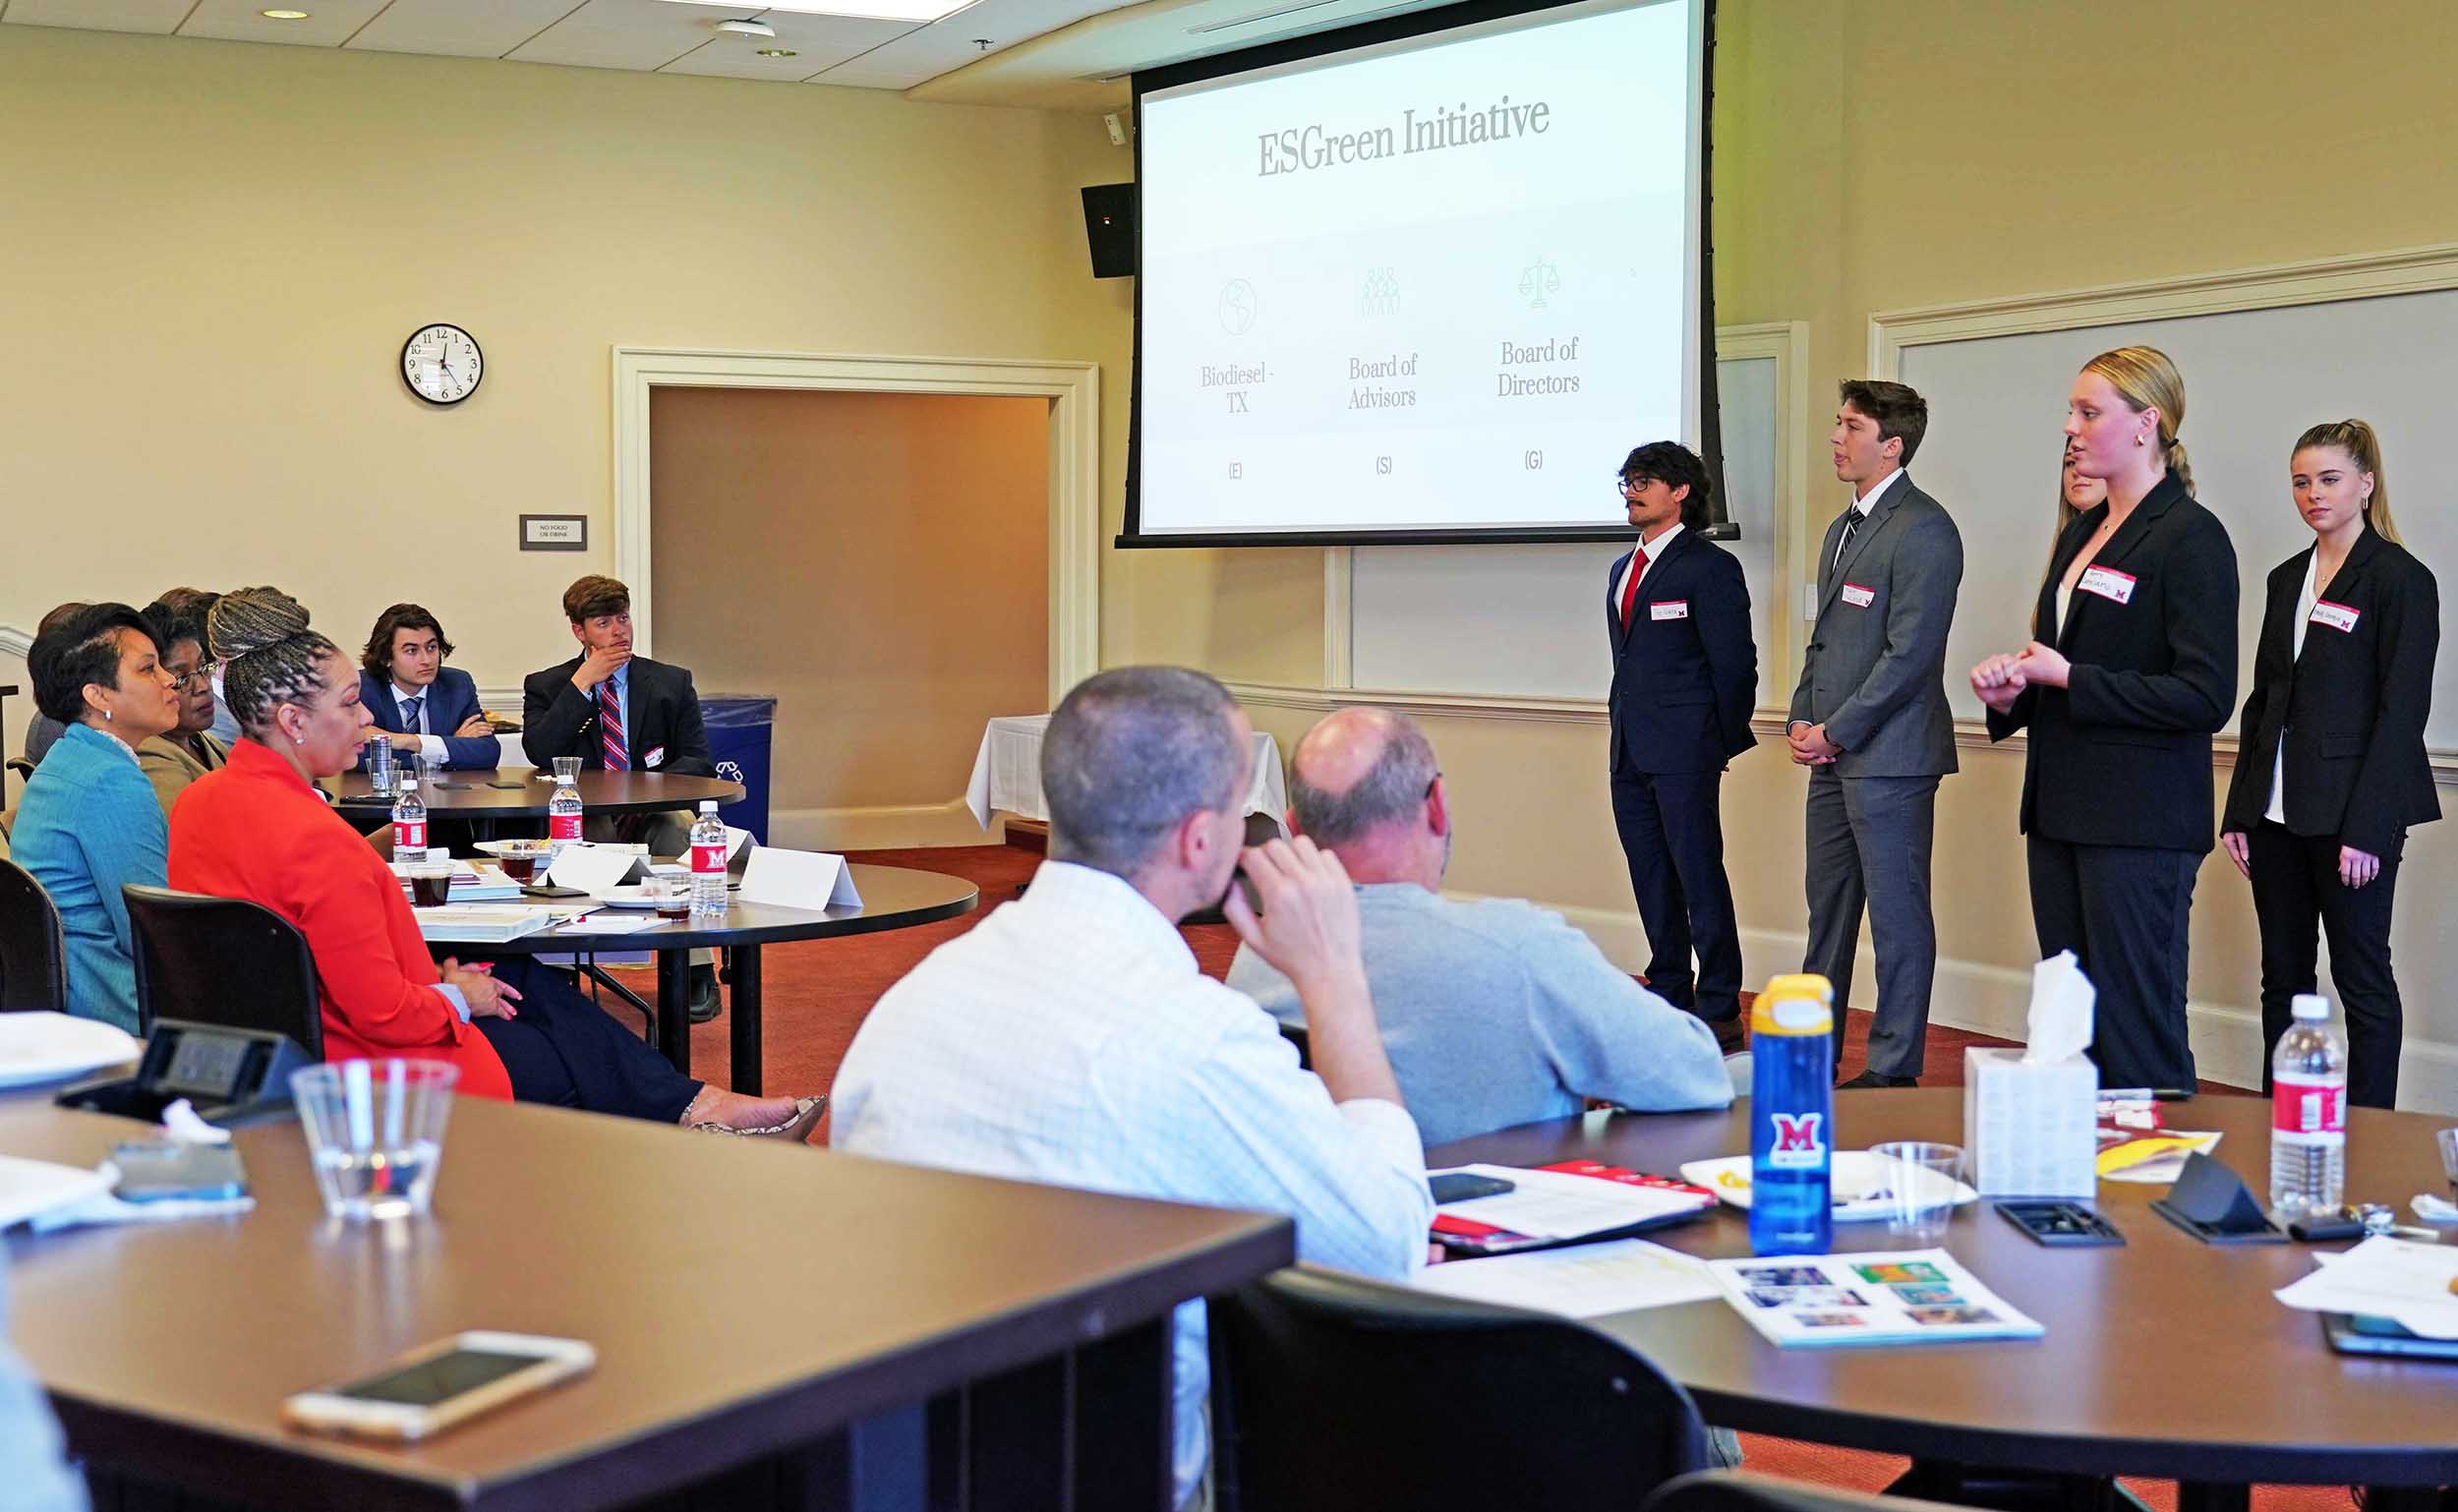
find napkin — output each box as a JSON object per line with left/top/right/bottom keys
{"left": 25, "top": 1102, "right": 252, "bottom": 1234}
{"left": 2024, "top": 950, "right": 2095, "bottom": 1066}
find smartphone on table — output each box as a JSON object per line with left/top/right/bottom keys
{"left": 283, "top": 1331, "right": 595, "bottom": 1441}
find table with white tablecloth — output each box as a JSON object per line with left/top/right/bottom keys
{"left": 965, "top": 714, "right": 1290, "bottom": 835}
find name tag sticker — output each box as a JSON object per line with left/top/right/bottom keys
{"left": 644, "top": 745, "right": 667, "bottom": 769}
{"left": 2077, "top": 565, "right": 2137, "bottom": 605}
{"left": 1841, "top": 583, "right": 1876, "bottom": 609}
{"left": 1651, "top": 601, "right": 1690, "bottom": 621}
{"left": 2311, "top": 601, "right": 2361, "bottom": 633}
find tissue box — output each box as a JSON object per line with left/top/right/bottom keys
{"left": 1963, "top": 1047, "right": 2097, "bottom": 1197}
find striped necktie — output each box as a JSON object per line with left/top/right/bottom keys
{"left": 599, "top": 678, "right": 628, "bottom": 770}
{"left": 402, "top": 696, "right": 423, "bottom": 734}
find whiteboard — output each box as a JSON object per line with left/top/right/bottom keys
{"left": 1901, "top": 287, "right": 2458, "bottom": 748}
{"left": 1350, "top": 354, "right": 1780, "bottom": 702}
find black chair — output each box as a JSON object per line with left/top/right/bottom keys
{"left": 123, "top": 885, "right": 322, "bottom": 1056}
{"left": 1647, "top": 1472, "right": 1968, "bottom": 1512}
{"left": 0, "top": 857, "right": 70, "bottom": 1013}
{"left": 1209, "top": 1265, "right": 1708, "bottom": 1512}
{"left": 1276, "top": 1019, "right": 1312, "bottom": 1068}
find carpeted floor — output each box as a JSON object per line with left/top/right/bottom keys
{"left": 605, "top": 843, "right": 2350, "bottom": 1512}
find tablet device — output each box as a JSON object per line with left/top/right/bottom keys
{"left": 2320, "top": 1312, "right": 2458, "bottom": 1361}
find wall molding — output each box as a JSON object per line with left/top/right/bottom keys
{"left": 1867, "top": 239, "right": 2458, "bottom": 373}
{"left": 0, "top": 626, "right": 28, "bottom": 660}
{"left": 610, "top": 346, "right": 1101, "bottom": 708}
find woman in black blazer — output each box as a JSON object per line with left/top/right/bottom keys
{"left": 2220, "top": 420, "right": 2438, "bottom": 1108}
{"left": 1971, "top": 347, "right": 2238, "bottom": 1091}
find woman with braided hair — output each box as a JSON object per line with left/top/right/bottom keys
{"left": 168, "top": 588, "right": 823, "bottom": 1136}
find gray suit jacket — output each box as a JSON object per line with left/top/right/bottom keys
{"left": 1787, "top": 474, "right": 1963, "bottom": 778}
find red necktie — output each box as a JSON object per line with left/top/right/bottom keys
{"left": 599, "top": 679, "right": 628, "bottom": 771}
{"left": 1618, "top": 547, "right": 1650, "bottom": 629}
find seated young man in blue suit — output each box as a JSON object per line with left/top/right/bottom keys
{"left": 359, "top": 603, "right": 502, "bottom": 770}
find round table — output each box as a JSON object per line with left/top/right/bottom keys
{"left": 323, "top": 767, "right": 743, "bottom": 818}
{"left": 414, "top": 863, "right": 977, "bottom": 1094}
{"left": 1432, "top": 1089, "right": 2458, "bottom": 1507}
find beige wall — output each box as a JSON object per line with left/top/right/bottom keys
{"left": 1177, "top": 0, "right": 2458, "bottom": 1109}
{"left": 647, "top": 387, "right": 1047, "bottom": 841}
{"left": 0, "top": 24, "right": 1134, "bottom": 765}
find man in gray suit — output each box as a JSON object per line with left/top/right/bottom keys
{"left": 1787, "top": 380, "right": 1963, "bottom": 1086}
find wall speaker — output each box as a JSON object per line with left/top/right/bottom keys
{"left": 1081, "top": 184, "right": 1135, "bottom": 279}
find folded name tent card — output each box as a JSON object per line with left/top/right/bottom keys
{"left": 740, "top": 847, "right": 862, "bottom": 910}
{"left": 545, "top": 843, "right": 652, "bottom": 897}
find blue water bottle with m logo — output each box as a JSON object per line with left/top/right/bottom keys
{"left": 1748, "top": 974, "right": 1835, "bottom": 1256}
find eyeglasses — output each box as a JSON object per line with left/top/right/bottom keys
{"left": 167, "top": 669, "right": 207, "bottom": 690}
{"left": 1616, "top": 476, "right": 1649, "bottom": 496}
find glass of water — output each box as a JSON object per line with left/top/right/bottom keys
{"left": 1870, "top": 1140, "right": 1966, "bottom": 1245}
{"left": 292, "top": 1059, "right": 460, "bottom": 1221}
{"left": 553, "top": 755, "right": 581, "bottom": 785}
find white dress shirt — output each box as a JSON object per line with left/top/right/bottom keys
{"left": 831, "top": 860, "right": 1433, "bottom": 1506}
{"left": 1612, "top": 521, "right": 1685, "bottom": 624}
{"left": 1835, "top": 468, "right": 1903, "bottom": 566}
{"left": 391, "top": 680, "right": 448, "bottom": 768}
{"left": 2264, "top": 552, "right": 2321, "bottom": 825}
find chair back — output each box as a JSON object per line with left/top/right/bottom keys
{"left": 1646, "top": 1472, "right": 1968, "bottom": 1512}
{"left": 123, "top": 885, "right": 322, "bottom": 1055}
{"left": 0, "top": 858, "right": 70, "bottom": 1013}
{"left": 1210, "top": 1266, "right": 1707, "bottom": 1512}
{"left": 1276, "top": 1019, "right": 1312, "bottom": 1069}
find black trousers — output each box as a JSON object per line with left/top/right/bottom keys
{"left": 464, "top": 957, "right": 704, "bottom": 1123}
{"left": 1610, "top": 764, "right": 1742, "bottom": 1021}
{"left": 2025, "top": 837, "right": 2199, "bottom": 1091}
{"left": 2248, "top": 820, "right": 2404, "bottom": 1109}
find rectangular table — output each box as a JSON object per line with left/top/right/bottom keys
{"left": 1, "top": 1096, "right": 1290, "bottom": 1511}
{"left": 966, "top": 715, "right": 1290, "bottom": 835}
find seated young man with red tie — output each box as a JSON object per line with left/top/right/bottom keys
{"left": 521, "top": 574, "right": 722, "bottom": 1015}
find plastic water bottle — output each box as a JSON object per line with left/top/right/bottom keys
{"left": 390, "top": 778, "right": 427, "bottom": 856}
{"left": 548, "top": 769, "right": 584, "bottom": 856}
{"left": 2269, "top": 993, "right": 2348, "bottom": 1220}
{"left": 1749, "top": 974, "right": 1836, "bottom": 1256}
{"left": 689, "top": 800, "right": 728, "bottom": 918}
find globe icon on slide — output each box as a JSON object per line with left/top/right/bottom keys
{"left": 1219, "top": 279, "right": 1258, "bottom": 334}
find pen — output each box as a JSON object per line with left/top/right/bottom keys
{"left": 2100, "top": 1087, "right": 2195, "bottom": 1102}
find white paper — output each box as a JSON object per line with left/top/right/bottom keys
{"left": 1431, "top": 1163, "right": 1709, "bottom": 1239}
{"left": 1408, "top": 1239, "right": 1721, "bottom": 1317}
{"left": 556, "top": 915, "right": 669, "bottom": 936}
{"left": 2024, "top": 951, "right": 2095, "bottom": 1065}
{"left": 547, "top": 843, "right": 649, "bottom": 896}
{"left": 741, "top": 847, "right": 863, "bottom": 910}
{"left": 2275, "top": 1236, "right": 2458, "bottom": 1339}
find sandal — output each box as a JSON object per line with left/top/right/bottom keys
{"left": 691, "top": 1094, "right": 826, "bottom": 1141}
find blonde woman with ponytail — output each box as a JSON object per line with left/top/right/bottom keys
{"left": 1969, "top": 345, "right": 2239, "bottom": 1091}
{"left": 2219, "top": 420, "right": 2439, "bottom": 1108}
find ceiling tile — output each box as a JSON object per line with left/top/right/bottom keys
{"left": 505, "top": 0, "right": 734, "bottom": 71}
{"left": 348, "top": 0, "right": 590, "bottom": 58}
{"left": 808, "top": 0, "right": 1111, "bottom": 88}
{"left": 178, "top": 0, "right": 392, "bottom": 46}
{"left": 2, "top": 0, "right": 195, "bottom": 34}
{"left": 663, "top": 7, "right": 908, "bottom": 78}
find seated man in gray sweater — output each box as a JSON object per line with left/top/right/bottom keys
{"left": 1227, "top": 708, "right": 1733, "bottom": 1147}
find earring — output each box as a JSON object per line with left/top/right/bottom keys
{"left": 2135, "top": 434, "right": 2146, "bottom": 447}
{"left": 104, "top": 709, "right": 113, "bottom": 723}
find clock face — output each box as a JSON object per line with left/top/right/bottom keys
{"left": 401, "top": 324, "right": 483, "bottom": 405}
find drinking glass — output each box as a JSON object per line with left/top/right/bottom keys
{"left": 395, "top": 749, "right": 423, "bottom": 790}
{"left": 2437, "top": 1127, "right": 2458, "bottom": 1203}
{"left": 405, "top": 859, "right": 453, "bottom": 907}
{"left": 292, "top": 1060, "right": 459, "bottom": 1221}
{"left": 648, "top": 875, "right": 691, "bottom": 918}
{"left": 1870, "top": 1140, "right": 1965, "bottom": 1245}
{"left": 553, "top": 756, "right": 581, "bottom": 785}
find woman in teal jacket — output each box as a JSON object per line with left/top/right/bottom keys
{"left": 11, "top": 604, "right": 181, "bottom": 1032}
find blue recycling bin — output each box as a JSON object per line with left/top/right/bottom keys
{"left": 701, "top": 695, "right": 778, "bottom": 844}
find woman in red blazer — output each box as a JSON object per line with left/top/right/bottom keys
{"left": 168, "top": 589, "right": 820, "bottom": 1136}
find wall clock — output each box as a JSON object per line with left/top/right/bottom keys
{"left": 401, "top": 323, "right": 483, "bottom": 406}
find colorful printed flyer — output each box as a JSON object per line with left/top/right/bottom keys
{"left": 1703, "top": 1249, "right": 2045, "bottom": 1347}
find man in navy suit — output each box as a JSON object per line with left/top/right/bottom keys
{"left": 1605, "top": 442, "right": 1759, "bottom": 1052}
{"left": 359, "top": 603, "right": 502, "bottom": 771}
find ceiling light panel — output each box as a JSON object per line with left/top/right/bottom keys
{"left": 180, "top": 0, "right": 389, "bottom": 46}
